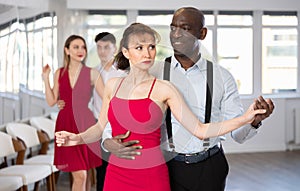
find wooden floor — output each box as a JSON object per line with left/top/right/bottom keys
{"left": 226, "top": 150, "right": 300, "bottom": 191}
{"left": 40, "top": 150, "right": 300, "bottom": 191}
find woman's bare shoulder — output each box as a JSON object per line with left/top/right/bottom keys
{"left": 106, "top": 77, "right": 123, "bottom": 86}
{"left": 104, "top": 77, "right": 124, "bottom": 98}
{"left": 155, "top": 79, "right": 175, "bottom": 89}
{"left": 54, "top": 67, "right": 63, "bottom": 77}
{"left": 154, "top": 79, "right": 179, "bottom": 98}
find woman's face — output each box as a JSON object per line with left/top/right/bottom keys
{"left": 65, "top": 39, "right": 87, "bottom": 63}
{"left": 122, "top": 33, "right": 156, "bottom": 70}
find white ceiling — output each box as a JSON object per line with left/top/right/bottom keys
{"left": 0, "top": 4, "right": 13, "bottom": 13}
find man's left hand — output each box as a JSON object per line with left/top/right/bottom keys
{"left": 251, "top": 95, "right": 274, "bottom": 127}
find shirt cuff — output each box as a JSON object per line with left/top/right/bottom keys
{"left": 251, "top": 121, "right": 262, "bottom": 129}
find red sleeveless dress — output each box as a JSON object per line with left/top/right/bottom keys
{"left": 54, "top": 65, "right": 102, "bottom": 172}
{"left": 104, "top": 78, "right": 170, "bottom": 191}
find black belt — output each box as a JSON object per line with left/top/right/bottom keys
{"left": 171, "top": 145, "right": 221, "bottom": 164}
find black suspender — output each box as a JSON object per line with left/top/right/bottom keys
{"left": 204, "top": 59, "right": 213, "bottom": 123}
{"left": 163, "top": 57, "right": 213, "bottom": 149}
{"left": 163, "top": 57, "right": 174, "bottom": 149}
{"left": 203, "top": 58, "right": 213, "bottom": 148}
{"left": 163, "top": 56, "right": 172, "bottom": 84}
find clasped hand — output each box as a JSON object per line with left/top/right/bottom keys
{"left": 251, "top": 96, "right": 274, "bottom": 126}
{"left": 55, "top": 131, "right": 81, "bottom": 147}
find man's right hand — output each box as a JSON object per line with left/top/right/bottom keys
{"left": 103, "top": 131, "right": 142, "bottom": 160}
{"left": 57, "top": 100, "right": 66, "bottom": 110}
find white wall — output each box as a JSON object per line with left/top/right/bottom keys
{"left": 223, "top": 98, "right": 287, "bottom": 153}
{"left": 0, "top": 0, "right": 49, "bottom": 24}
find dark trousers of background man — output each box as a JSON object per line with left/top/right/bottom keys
{"left": 167, "top": 150, "right": 229, "bottom": 191}
{"left": 96, "top": 143, "right": 110, "bottom": 191}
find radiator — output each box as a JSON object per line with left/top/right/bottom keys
{"left": 294, "top": 108, "right": 300, "bottom": 144}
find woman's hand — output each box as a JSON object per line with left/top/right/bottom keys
{"left": 55, "top": 131, "right": 82, "bottom": 147}
{"left": 42, "top": 64, "right": 51, "bottom": 81}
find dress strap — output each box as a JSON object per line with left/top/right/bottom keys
{"left": 114, "top": 78, "right": 125, "bottom": 97}
{"left": 147, "top": 78, "right": 156, "bottom": 98}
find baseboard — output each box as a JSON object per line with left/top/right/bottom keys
{"left": 222, "top": 143, "right": 287, "bottom": 154}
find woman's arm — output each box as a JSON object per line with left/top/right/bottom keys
{"left": 42, "top": 65, "right": 60, "bottom": 106}
{"left": 55, "top": 112, "right": 107, "bottom": 146}
{"left": 162, "top": 80, "right": 266, "bottom": 140}
{"left": 55, "top": 78, "right": 114, "bottom": 146}
{"left": 91, "top": 68, "right": 104, "bottom": 99}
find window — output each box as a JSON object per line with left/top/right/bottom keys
{"left": 217, "top": 11, "right": 253, "bottom": 94}
{"left": 18, "top": 25, "right": 28, "bottom": 87}
{"left": 0, "top": 19, "right": 19, "bottom": 93}
{"left": 262, "top": 11, "right": 298, "bottom": 94}
{"left": 0, "top": 12, "right": 57, "bottom": 93}
{"left": 23, "top": 12, "right": 57, "bottom": 91}
{"left": 201, "top": 11, "right": 214, "bottom": 62}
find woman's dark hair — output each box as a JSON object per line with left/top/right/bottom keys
{"left": 115, "top": 23, "right": 160, "bottom": 70}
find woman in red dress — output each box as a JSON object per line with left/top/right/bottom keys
{"left": 55, "top": 24, "right": 266, "bottom": 191}
{"left": 42, "top": 35, "right": 104, "bottom": 191}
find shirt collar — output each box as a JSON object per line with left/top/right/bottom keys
{"left": 171, "top": 56, "right": 207, "bottom": 71}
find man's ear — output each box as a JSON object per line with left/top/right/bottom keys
{"left": 113, "top": 45, "right": 117, "bottom": 54}
{"left": 199, "top": 27, "right": 207, "bottom": 40}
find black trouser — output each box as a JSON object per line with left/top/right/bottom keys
{"left": 96, "top": 142, "right": 110, "bottom": 191}
{"left": 167, "top": 150, "right": 229, "bottom": 191}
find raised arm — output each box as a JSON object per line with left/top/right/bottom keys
{"left": 91, "top": 68, "right": 105, "bottom": 99}
{"left": 42, "top": 65, "right": 60, "bottom": 106}
{"left": 162, "top": 80, "right": 266, "bottom": 140}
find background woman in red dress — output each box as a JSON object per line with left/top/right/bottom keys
{"left": 42, "top": 35, "right": 104, "bottom": 191}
